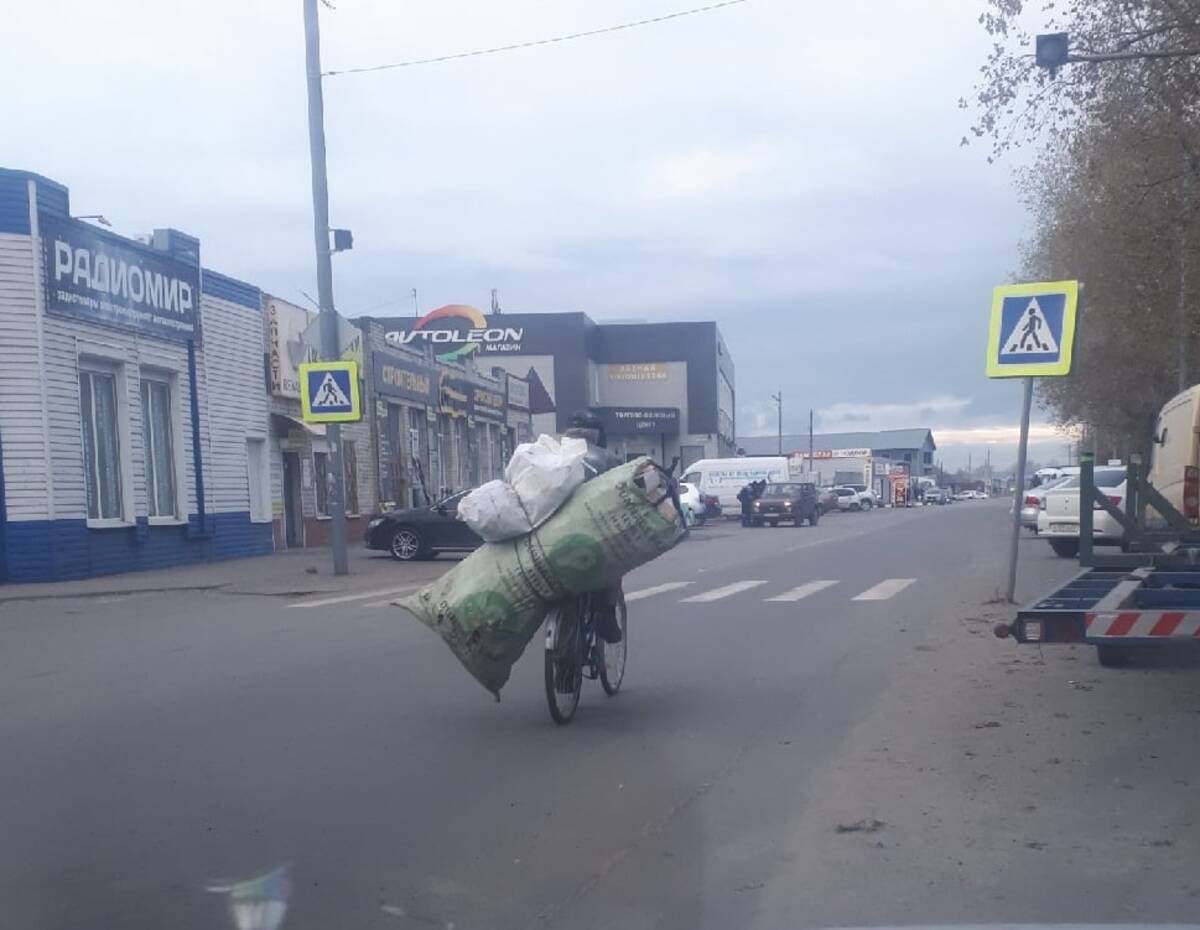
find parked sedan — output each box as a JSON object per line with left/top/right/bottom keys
{"left": 1037, "top": 468, "right": 1128, "bottom": 558}
{"left": 365, "top": 490, "right": 483, "bottom": 561}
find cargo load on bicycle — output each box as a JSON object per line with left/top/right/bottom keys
{"left": 397, "top": 456, "right": 686, "bottom": 698}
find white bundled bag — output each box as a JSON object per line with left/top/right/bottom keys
{"left": 458, "top": 480, "right": 532, "bottom": 543}
{"left": 504, "top": 434, "right": 587, "bottom": 529}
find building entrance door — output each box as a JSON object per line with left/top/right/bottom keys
{"left": 282, "top": 451, "right": 303, "bottom": 548}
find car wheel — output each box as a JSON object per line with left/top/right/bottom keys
{"left": 389, "top": 526, "right": 425, "bottom": 561}
{"left": 695, "top": 513, "right": 706, "bottom": 526}
{"left": 1048, "top": 538, "right": 1079, "bottom": 558}
{"left": 861, "top": 499, "right": 873, "bottom": 510}
{"left": 849, "top": 503, "right": 861, "bottom": 512}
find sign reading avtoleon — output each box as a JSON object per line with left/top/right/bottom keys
{"left": 384, "top": 305, "right": 523, "bottom": 363}
{"left": 40, "top": 215, "right": 200, "bottom": 343}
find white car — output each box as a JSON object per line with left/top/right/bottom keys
{"left": 678, "top": 481, "right": 703, "bottom": 527}
{"left": 832, "top": 487, "right": 872, "bottom": 511}
{"left": 1037, "top": 467, "right": 1128, "bottom": 558}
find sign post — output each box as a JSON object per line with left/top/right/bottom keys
{"left": 986, "top": 280, "right": 1081, "bottom": 602}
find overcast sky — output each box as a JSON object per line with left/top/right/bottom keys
{"left": 4, "top": 0, "right": 1070, "bottom": 469}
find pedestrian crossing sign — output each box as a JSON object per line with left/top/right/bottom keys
{"left": 986, "top": 280, "right": 1080, "bottom": 378}
{"left": 299, "top": 361, "right": 362, "bottom": 423}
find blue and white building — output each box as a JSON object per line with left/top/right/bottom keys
{"left": 0, "top": 169, "right": 274, "bottom": 582}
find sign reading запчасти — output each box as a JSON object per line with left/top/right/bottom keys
{"left": 40, "top": 215, "right": 200, "bottom": 344}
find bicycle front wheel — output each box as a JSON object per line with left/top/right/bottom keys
{"left": 599, "top": 593, "right": 628, "bottom": 696}
{"left": 545, "top": 602, "right": 583, "bottom": 725}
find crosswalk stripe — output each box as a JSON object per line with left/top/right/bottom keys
{"left": 625, "top": 581, "right": 694, "bottom": 602}
{"left": 852, "top": 578, "right": 916, "bottom": 601}
{"left": 682, "top": 580, "right": 768, "bottom": 603}
{"left": 766, "top": 580, "right": 839, "bottom": 602}
{"left": 286, "top": 585, "right": 420, "bottom": 609}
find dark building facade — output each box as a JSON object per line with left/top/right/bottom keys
{"left": 366, "top": 309, "right": 735, "bottom": 471}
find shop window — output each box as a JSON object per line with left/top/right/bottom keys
{"left": 923, "top": 451, "right": 933, "bottom": 465}
{"left": 140, "top": 379, "right": 178, "bottom": 519}
{"left": 79, "top": 368, "right": 125, "bottom": 522}
{"left": 343, "top": 440, "right": 360, "bottom": 515}
{"left": 313, "top": 446, "right": 358, "bottom": 516}
{"left": 246, "top": 437, "right": 271, "bottom": 523}
{"left": 314, "top": 451, "right": 330, "bottom": 517}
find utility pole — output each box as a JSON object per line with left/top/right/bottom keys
{"left": 770, "top": 391, "right": 782, "bottom": 455}
{"left": 302, "top": 0, "right": 348, "bottom": 575}
{"left": 808, "top": 408, "right": 814, "bottom": 476}
{"left": 411, "top": 288, "right": 419, "bottom": 318}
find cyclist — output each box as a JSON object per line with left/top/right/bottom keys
{"left": 562, "top": 408, "right": 624, "bottom": 643}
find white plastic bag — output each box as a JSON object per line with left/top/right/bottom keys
{"left": 458, "top": 480, "right": 532, "bottom": 543}
{"left": 504, "top": 434, "right": 587, "bottom": 529}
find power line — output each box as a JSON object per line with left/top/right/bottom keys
{"left": 323, "top": 0, "right": 751, "bottom": 77}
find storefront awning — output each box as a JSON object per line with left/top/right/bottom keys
{"left": 271, "top": 413, "right": 326, "bottom": 438}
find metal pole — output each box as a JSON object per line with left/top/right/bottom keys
{"left": 778, "top": 393, "right": 782, "bottom": 455}
{"left": 1178, "top": 164, "right": 1189, "bottom": 393}
{"left": 1006, "top": 377, "right": 1034, "bottom": 602}
{"left": 303, "top": 0, "right": 348, "bottom": 576}
{"left": 808, "top": 408, "right": 814, "bottom": 476}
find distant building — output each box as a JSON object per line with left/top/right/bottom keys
{"left": 739, "top": 429, "right": 937, "bottom": 479}
{"left": 365, "top": 310, "right": 736, "bottom": 472}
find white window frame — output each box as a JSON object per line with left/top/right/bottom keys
{"left": 77, "top": 353, "right": 134, "bottom": 528}
{"left": 246, "top": 435, "right": 272, "bottom": 524}
{"left": 140, "top": 369, "right": 187, "bottom": 525}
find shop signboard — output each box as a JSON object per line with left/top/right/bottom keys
{"left": 40, "top": 214, "right": 201, "bottom": 343}
{"left": 506, "top": 373, "right": 530, "bottom": 410}
{"left": 472, "top": 384, "right": 506, "bottom": 424}
{"left": 438, "top": 373, "right": 470, "bottom": 419}
{"left": 607, "top": 362, "right": 668, "bottom": 382}
{"left": 267, "top": 297, "right": 317, "bottom": 398}
{"left": 372, "top": 350, "right": 437, "bottom": 406}
{"left": 596, "top": 406, "right": 680, "bottom": 435}
{"left": 384, "top": 304, "right": 525, "bottom": 363}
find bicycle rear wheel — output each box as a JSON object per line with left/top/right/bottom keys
{"left": 545, "top": 601, "right": 583, "bottom": 725}
{"left": 599, "top": 593, "right": 628, "bottom": 696}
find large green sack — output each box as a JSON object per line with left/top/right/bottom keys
{"left": 398, "top": 457, "right": 686, "bottom": 698}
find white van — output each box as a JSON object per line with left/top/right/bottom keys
{"left": 681, "top": 457, "right": 790, "bottom": 512}
{"left": 1149, "top": 384, "right": 1200, "bottom": 521}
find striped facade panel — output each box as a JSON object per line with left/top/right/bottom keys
{"left": 0, "top": 233, "right": 48, "bottom": 522}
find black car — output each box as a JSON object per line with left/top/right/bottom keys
{"left": 365, "top": 490, "right": 483, "bottom": 561}
{"left": 750, "top": 482, "right": 820, "bottom": 527}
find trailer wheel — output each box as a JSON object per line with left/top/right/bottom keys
{"left": 1096, "top": 644, "right": 1133, "bottom": 668}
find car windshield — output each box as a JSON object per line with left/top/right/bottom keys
{"left": 764, "top": 483, "right": 804, "bottom": 495}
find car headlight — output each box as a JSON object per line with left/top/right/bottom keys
{"left": 752, "top": 501, "right": 760, "bottom": 510}
{"left": 367, "top": 517, "right": 384, "bottom": 531}
{"left": 783, "top": 501, "right": 792, "bottom": 508}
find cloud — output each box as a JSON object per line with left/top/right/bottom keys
{"left": 935, "top": 424, "right": 1073, "bottom": 446}
{"left": 641, "top": 143, "right": 778, "bottom": 199}
{"left": 816, "top": 396, "right": 973, "bottom": 432}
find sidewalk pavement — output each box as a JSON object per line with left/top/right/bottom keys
{"left": 0, "top": 545, "right": 453, "bottom": 603}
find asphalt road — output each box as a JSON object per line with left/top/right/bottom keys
{"left": 4, "top": 501, "right": 1199, "bottom": 929}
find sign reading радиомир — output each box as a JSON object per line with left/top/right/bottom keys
{"left": 985, "top": 280, "right": 1080, "bottom": 378}
{"left": 40, "top": 214, "right": 201, "bottom": 344}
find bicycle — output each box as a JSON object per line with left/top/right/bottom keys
{"left": 543, "top": 589, "right": 628, "bottom": 725}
